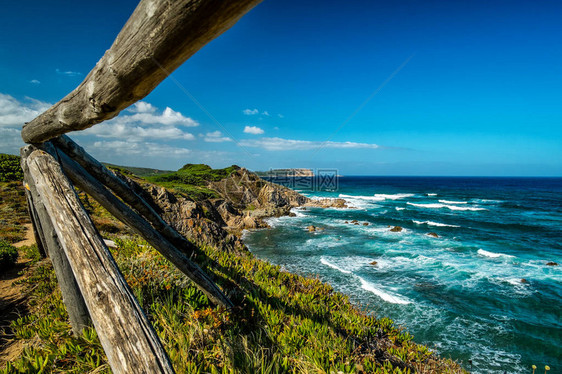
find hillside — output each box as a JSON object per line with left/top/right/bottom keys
{"left": 0, "top": 157, "right": 465, "bottom": 373}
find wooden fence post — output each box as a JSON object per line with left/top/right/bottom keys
{"left": 21, "top": 147, "right": 91, "bottom": 335}
{"left": 24, "top": 145, "right": 175, "bottom": 374}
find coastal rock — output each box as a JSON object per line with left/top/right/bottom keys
{"left": 363, "top": 222, "right": 369, "bottom": 226}
{"left": 427, "top": 232, "right": 439, "bottom": 238}
{"left": 351, "top": 220, "right": 359, "bottom": 224}
{"left": 288, "top": 212, "right": 297, "bottom": 217}
{"left": 390, "top": 226, "right": 403, "bottom": 232}
{"left": 546, "top": 261, "right": 558, "bottom": 266}
{"left": 307, "top": 225, "right": 316, "bottom": 232}
{"left": 370, "top": 261, "right": 377, "bottom": 266}
{"left": 305, "top": 198, "right": 347, "bottom": 209}
{"left": 520, "top": 278, "right": 528, "bottom": 284}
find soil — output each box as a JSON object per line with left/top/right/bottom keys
{"left": 0, "top": 223, "right": 36, "bottom": 364}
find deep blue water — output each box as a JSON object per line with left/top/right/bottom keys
{"left": 243, "top": 177, "right": 562, "bottom": 373}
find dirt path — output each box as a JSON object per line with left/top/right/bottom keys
{"left": 0, "top": 223, "right": 36, "bottom": 364}
{"left": 13, "top": 223, "right": 35, "bottom": 248}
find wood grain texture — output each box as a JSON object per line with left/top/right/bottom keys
{"left": 24, "top": 145, "right": 175, "bottom": 374}
{"left": 21, "top": 0, "right": 262, "bottom": 143}
{"left": 53, "top": 135, "right": 199, "bottom": 255}
{"left": 54, "top": 144, "right": 233, "bottom": 308}
{"left": 21, "top": 147, "right": 91, "bottom": 335}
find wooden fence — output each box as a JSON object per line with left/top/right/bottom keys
{"left": 19, "top": 1, "right": 262, "bottom": 372}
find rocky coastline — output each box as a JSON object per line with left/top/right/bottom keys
{"left": 119, "top": 166, "right": 346, "bottom": 253}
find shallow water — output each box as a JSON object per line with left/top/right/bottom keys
{"left": 244, "top": 177, "right": 562, "bottom": 373}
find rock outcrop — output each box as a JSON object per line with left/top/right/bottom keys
{"left": 116, "top": 167, "right": 345, "bottom": 252}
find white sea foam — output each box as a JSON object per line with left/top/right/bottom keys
{"left": 407, "top": 202, "right": 487, "bottom": 211}
{"left": 320, "top": 258, "right": 352, "bottom": 274}
{"left": 358, "top": 277, "right": 411, "bottom": 304}
{"left": 427, "top": 193, "right": 437, "bottom": 196}
{"left": 373, "top": 193, "right": 414, "bottom": 200}
{"left": 289, "top": 207, "right": 307, "bottom": 218}
{"left": 339, "top": 194, "right": 385, "bottom": 201}
{"left": 438, "top": 199, "right": 468, "bottom": 204}
{"left": 413, "top": 220, "right": 460, "bottom": 228}
{"left": 395, "top": 207, "right": 405, "bottom": 211}
{"left": 477, "top": 249, "right": 515, "bottom": 259}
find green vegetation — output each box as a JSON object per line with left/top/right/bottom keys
{"left": 0, "top": 240, "right": 18, "bottom": 271}
{"left": 1, "top": 235, "right": 464, "bottom": 373}
{"left": 102, "top": 163, "right": 173, "bottom": 178}
{"left": 0, "top": 154, "right": 23, "bottom": 183}
{"left": 147, "top": 163, "right": 239, "bottom": 200}
{"left": 0, "top": 182, "right": 30, "bottom": 243}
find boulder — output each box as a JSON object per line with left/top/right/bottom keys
{"left": 345, "top": 221, "right": 349, "bottom": 224}
{"left": 370, "top": 261, "right": 377, "bottom": 266}
{"left": 354, "top": 222, "right": 360, "bottom": 225}
{"left": 427, "top": 232, "right": 439, "bottom": 238}
{"left": 363, "top": 222, "right": 369, "bottom": 226}
{"left": 546, "top": 261, "right": 558, "bottom": 266}
{"left": 351, "top": 220, "right": 359, "bottom": 224}
{"left": 307, "top": 225, "right": 316, "bottom": 232}
{"left": 520, "top": 278, "right": 528, "bottom": 284}
{"left": 390, "top": 226, "right": 403, "bottom": 232}
{"left": 288, "top": 212, "right": 297, "bottom": 217}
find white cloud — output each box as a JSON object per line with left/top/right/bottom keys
{"left": 243, "top": 108, "right": 259, "bottom": 115}
{"left": 81, "top": 101, "right": 197, "bottom": 141}
{"left": 123, "top": 102, "right": 199, "bottom": 127}
{"left": 30, "top": 79, "right": 40, "bottom": 85}
{"left": 262, "top": 111, "right": 270, "bottom": 116}
{"left": 56, "top": 68, "right": 82, "bottom": 77}
{"left": 278, "top": 114, "right": 284, "bottom": 119}
{"left": 91, "top": 140, "right": 191, "bottom": 157}
{"left": 0, "top": 93, "right": 51, "bottom": 128}
{"left": 243, "top": 125, "right": 265, "bottom": 135}
{"left": 204, "top": 130, "right": 232, "bottom": 143}
{"left": 84, "top": 123, "right": 195, "bottom": 141}
{"left": 239, "top": 137, "right": 379, "bottom": 151}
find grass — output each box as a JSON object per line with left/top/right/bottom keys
{"left": 0, "top": 241, "right": 18, "bottom": 271}
{"left": 1, "top": 236, "right": 465, "bottom": 373}
{"left": 0, "top": 182, "right": 30, "bottom": 244}
{"left": 147, "top": 164, "right": 240, "bottom": 201}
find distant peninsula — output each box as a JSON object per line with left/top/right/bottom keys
{"left": 254, "top": 168, "right": 314, "bottom": 177}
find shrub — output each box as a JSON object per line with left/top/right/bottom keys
{"left": 0, "top": 240, "right": 18, "bottom": 271}
{"left": 0, "top": 154, "right": 23, "bottom": 182}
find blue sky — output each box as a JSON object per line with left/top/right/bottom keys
{"left": 1, "top": 0, "right": 561, "bottom": 176}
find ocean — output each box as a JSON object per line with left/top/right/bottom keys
{"left": 243, "top": 177, "right": 562, "bottom": 373}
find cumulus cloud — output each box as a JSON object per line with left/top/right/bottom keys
{"left": 56, "top": 68, "right": 82, "bottom": 77}
{"left": 239, "top": 137, "right": 379, "bottom": 151}
{"left": 123, "top": 101, "right": 199, "bottom": 127}
{"left": 243, "top": 125, "right": 265, "bottom": 135}
{"left": 243, "top": 108, "right": 259, "bottom": 115}
{"left": 81, "top": 101, "right": 198, "bottom": 141}
{"left": 0, "top": 93, "right": 51, "bottom": 128}
{"left": 30, "top": 79, "right": 40, "bottom": 85}
{"left": 204, "top": 130, "right": 232, "bottom": 143}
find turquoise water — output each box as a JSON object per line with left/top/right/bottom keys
{"left": 243, "top": 177, "right": 562, "bottom": 373}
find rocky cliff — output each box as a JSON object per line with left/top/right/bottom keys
{"left": 118, "top": 166, "right": 345, "bottom": 253}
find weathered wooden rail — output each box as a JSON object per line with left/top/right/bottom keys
{"left": 20, "top": 0, "right": 262, "bottom": 372}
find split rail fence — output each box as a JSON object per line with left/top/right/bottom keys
{"left": 19, "top": 1, "right": 262, "bottom": 372}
